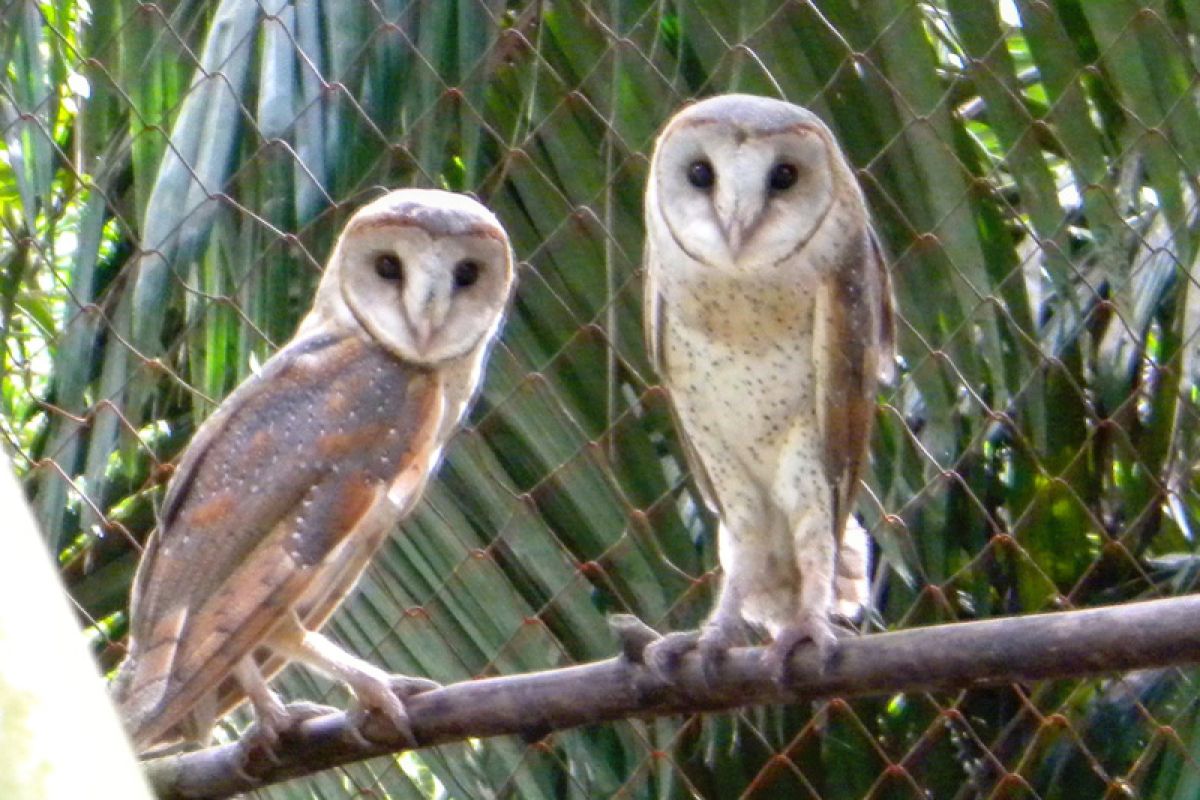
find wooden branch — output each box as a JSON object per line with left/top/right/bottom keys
{"left": 146, "top": 594, "right": 1200, "bottom": 799}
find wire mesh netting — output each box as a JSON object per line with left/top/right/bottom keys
{"left": 5, "top": 0, "right": 1200, "bottom": 797}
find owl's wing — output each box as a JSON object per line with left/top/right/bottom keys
{"left": 118, "top": 330, "right": 444, "bottom": 747}
{"left": 814, "top": 228, "right": 891, "bottom": 541}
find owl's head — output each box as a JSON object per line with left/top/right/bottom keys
{"left": 647, "top": 94, "right": 861, "bottom": 272}
{"left": 314, "top": 189, "right": 515, "bottom": 365}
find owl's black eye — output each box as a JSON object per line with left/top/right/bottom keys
{"left": 374, "top": 253, "right": 404, "bottom": 281}
{"left": 686, "top": 159, "right": 715, "bottom": 190}
{"left": 768, "top": 162, "right": 799, "bottom": 192}
{"left": 453, "top": 259, "right": 481, "bottom": 289}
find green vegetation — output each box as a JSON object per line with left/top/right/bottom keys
{"left": 3, "top": 1, "right": 1200, "bottom": 796}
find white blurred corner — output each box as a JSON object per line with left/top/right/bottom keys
{"left": 0, "top": 450, "right": 152, "bottom": 799}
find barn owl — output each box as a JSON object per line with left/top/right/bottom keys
{"left": 112, "top": 189, "right": 515, "bottom": 752}
{"left": 629, "top": 94, "right": 893, "bottom": 680}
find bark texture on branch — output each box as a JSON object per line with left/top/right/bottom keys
{"left": 147, "top": 594, "right": 1200, "bottom": 799}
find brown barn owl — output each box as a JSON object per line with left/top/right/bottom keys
{"left": 627, "top": 94, "right": 893, "bottom": 679}
{"left": 112, "top": 189, "right": 515, "bottom": 752}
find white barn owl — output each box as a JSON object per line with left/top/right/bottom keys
{"left": 632, "top": 94, "right": 893, "bottom": 679}
{"left": 112, "top": 189, "right": 516, "bottom": 751}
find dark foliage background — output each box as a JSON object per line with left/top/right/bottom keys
{"left": 4, "top": 0, "right": 1200, "bottom": 796}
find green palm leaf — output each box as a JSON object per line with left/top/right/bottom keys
{"left": 5, "top": 0, "right": 1200, "bottom": 797}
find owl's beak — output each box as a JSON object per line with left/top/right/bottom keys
{"left": 717, "top": 205, "right": 763, "bottom": 262}
{"left": 714, "top": 170, "right": 765, "bottom": 262}
{"left": 407, "top": 302, "right": 451, "bottom": 353}
{"left": 408, "top": 314, "right": 434, "bottom": 350}
{"left": 723, "top": 217, "right": 747, "bottom": 256}
{"left": 402, "top": 270, "right": 449, "bottom": 353}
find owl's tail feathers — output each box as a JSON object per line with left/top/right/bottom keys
{"left": 834, "top": 517, "right": 871, "bottom": 620}
{"left": 112, "top": 655, "right": 216, "bottom": 754}
{"left": 110, "top": 650, "right": 170, "bottom": 751}
{"left": 108, "top": 607, "right": 194, "bottom": 752}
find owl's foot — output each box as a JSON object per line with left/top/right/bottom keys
{"left": 608, "top": 613, "right": 663, "bottom": 664}
{"left": 644, "top": 616, "right": 747, "bottom": 686}
{"left": 607, "top": 613, "right": 746, "bottom": 687}
{"left": 695, "top": 618, "right": 748, "bottom": 685}
{"left": 643, "top": 629, "right": 700, "bottom": 679}
{"left": 764, "top": 613, "right": 840, "bottom": 686}
{"left": 388, "top": 675, "right": 443, "bottom": 697}
{"left": 237, "top": 700, "right": 335, "bottom": 778}
{"left": 282, "top": 700, "right": 342, "bottom": 724}
{"left": 607, "top": 614, "right": 680, "bottom": 702}
{"left": 237, "top": 685, "right": 293, "bottom": 761}
{"left": 269, "top": 624, "right": 440, "bottom": 747}
{"left": 346, "top": 673, "right": 441, "bottom": 748}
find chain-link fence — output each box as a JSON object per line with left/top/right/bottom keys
{"left": 5, "top": 0, "right": 1200, "bottom": 797}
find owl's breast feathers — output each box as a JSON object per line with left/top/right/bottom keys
{"left": 664, "top": 273, "right": 818, "bottom": 453}
{"left": 669, "top": 271, "right": 816, "bottom": 353}
{"left": 116, "top": 330, "right": 445, "bottom": 748}
{"left": 659, "top": 227, "right": 885, "bottom": 537}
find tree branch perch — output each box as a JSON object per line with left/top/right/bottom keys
{"left": 146, "top": 595, "right": 1200, "bottom": 799}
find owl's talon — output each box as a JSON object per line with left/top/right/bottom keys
{"left": 830, "top": 612, "right": 862, "bottom": 636}
{"left": 644, "top": 630, "right": 702, "bottom": 680}
{"left": 238, "top": 699, "right": 334, "bottom": 768}
{"left": 239, "top": 740, "right": 282, "bottom": 772}
{"left": 694, "top": 610, "right": 753, "bottom": 685}
{"left": 346, "top": 674, "right": 437, "bottom": 747}
{"left": 643, "top": 616, "right": 748, "bottom": 686}
{"left": 344, "top": 707, "right": 383, "bottom": 749}
{"left": 696, "top": 625, "right": 740, "bottom": 686}
{"left": 240, "top": 703, "right": 288, "bottom": 751}
{"left": 348, "top": 701, "right": 415, "bottom": 748}
{"left": 232, "top": 753, "right": 267, "bottom": 787}
{"left": 608, "top": 613, "right": 663, "bottom": 664}
{"left": 236, "top": 722, "right": 284, "bottom": 774}
{"left": 283, "top": 700, "right": 341, "bottom": 725}
{"left": 388, "top": 675, "right": 441, "bottom": 698}
{"left": 766, "top": 615, "right": 839, "bottom": 686}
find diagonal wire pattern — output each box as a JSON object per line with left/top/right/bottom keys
{"left": 3, "top": 1, "right": 1200, "bottom": 798}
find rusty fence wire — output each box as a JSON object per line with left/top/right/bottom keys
{"left": 5, "top": 0, "right": 1200, "bottom": 797}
